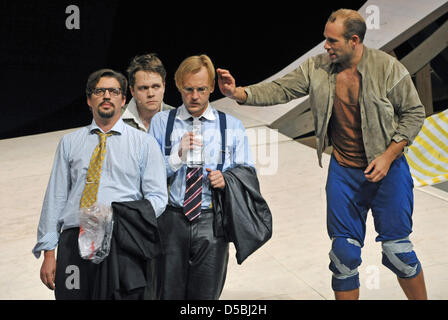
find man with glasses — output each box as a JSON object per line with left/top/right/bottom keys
{"left": 33, "top": 69, "right": 168, "bottom": 299}
{"left": 123, "top": 53, "right": 174, "bottom": 132}
{"left": 150, "top": 55, "right": 255, "bottom": 299}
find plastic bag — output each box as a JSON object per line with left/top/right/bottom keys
{"left": 78, "top": 203, "right": 114, "bottom": 264}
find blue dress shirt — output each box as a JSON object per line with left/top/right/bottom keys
{"left": 149, "top": 104, "right": 254, "bottom": 209}
{"left": 32, "top": 118, "right": 168, "bottom": 258}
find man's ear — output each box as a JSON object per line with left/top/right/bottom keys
{"left": 350, "top": 34, "right": 361, "bottom": 46}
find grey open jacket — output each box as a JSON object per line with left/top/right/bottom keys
{"left": 245, "top": 46, "right": 426, "bottom": 167}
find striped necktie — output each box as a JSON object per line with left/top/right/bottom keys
{"left": 183, "top": 166, "right": 203, "bottom": 221}
{"left": 79, "top": 130, "right": 114, "bottom": 209}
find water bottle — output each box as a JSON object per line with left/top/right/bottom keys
{"left": 187, "top": 117, "right": 204, "bottom": 167}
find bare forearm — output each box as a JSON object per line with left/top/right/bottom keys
{"left": 364, "top": 140, "right": 408, "bottom": 182}
{"left": 41, "top": 249, "right": 56, "bottom": 290}
{"left": 384, "top": 140, "right": 408, "bottom": 161}
{"left": 44, "top": 249, "right": 55, "bottom": 258}
{"left": 231, "top": 87, "right": 248, "bottom": 104}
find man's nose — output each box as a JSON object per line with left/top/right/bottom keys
{"left": 191, "top": 90, "right": 200, "bottom": 100}
{"left": 324, "top": 40, "right": 330, "bottom": 50}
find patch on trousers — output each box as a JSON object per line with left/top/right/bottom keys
{"left": 329, "top": 237, "right": 362, "bottom": 279}
{"left": 382, "top": 237, "right": 420, "bottom": 278}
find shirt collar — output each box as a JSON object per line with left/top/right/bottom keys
{"left": 177, "top": 103, "right": 216, "bottom": 121}
{"left": 121, "top": 98, "right": 147, "bottom": 131}
{"left": 355, "top": 45, "right": 369, "bottom": 76}
{"left": 89, "top": 117, "right": 125, "bottom": 135}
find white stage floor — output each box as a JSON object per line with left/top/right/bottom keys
{"left": 1, "top": 125, "right": 447, "bottom": 300}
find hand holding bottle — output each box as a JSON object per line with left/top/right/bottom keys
{"left": 178, "top": 132, "right": 203, "bottom": 165}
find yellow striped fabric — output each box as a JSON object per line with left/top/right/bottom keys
{"left": 405, "top": 109, "right": 448, "bottom": 187}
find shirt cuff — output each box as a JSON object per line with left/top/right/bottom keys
{"left": 392, "top": 133, "right": 409, "bottom": 145}
{"left": 32, "top": 232, "right": 59, "bottom": 259}
{"left": 168, "top": 143, "right": 184, "bottom": 172}
{"left": 237, "top": 87, "right": 252, "bottom": 105}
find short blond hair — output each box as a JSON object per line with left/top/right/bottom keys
{"left": 174, "top": 54, "right": 215, "bottom": 90}
{"left": 327, "top": 8, "right": 366, "bottom": 42}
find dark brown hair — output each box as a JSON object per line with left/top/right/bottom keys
{"left": 126, "top": 53, "right": 167, "bottom": 88}
{"left": 86, "top": 68, "right": 128, "bottom": 97}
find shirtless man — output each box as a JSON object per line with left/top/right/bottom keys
{"left": 217, "top": 9, "right": 427, "bottom": 300}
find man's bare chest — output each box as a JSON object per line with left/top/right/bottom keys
{"left": 335, "top": 71, "right": 361, "bottom": 105}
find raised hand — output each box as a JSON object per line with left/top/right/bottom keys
{"left": 217, "top": 68, "right": 237, "bottom": 98}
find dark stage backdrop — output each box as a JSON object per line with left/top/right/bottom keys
{"left": 0, "top": 0, "right": 366, "bottom": 139}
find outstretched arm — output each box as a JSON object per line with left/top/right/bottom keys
{"left": 218, "top": 62, "right": 310, "bottom": 106}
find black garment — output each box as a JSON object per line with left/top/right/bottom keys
{"left": 92, "top": 199, "right": 163, "bottom": 299}
{"left": 156, "top": 206, "right": 229, "bottom": 300}
{"left": 54, "top": 228, "right": 99, "bottom": 300}
{"left": 54, "top": 200, "right": 162, "bottom": 300}
{"left": 212, "top": 165, "right": 272, "bottom": 264}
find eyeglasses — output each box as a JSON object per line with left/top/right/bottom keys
{"left": 182, "top": 86, "right": 209, "bottom": 95}
{"left": 91, "top": 87, "right": 122, "bottom": 97}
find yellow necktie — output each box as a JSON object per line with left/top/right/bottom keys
{"left": 80, "top": 130, "right": 114, "bottom": 208}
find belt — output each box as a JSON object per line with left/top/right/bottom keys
{"left": 166, "top": 205, "right": 214, "bottom": 214}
